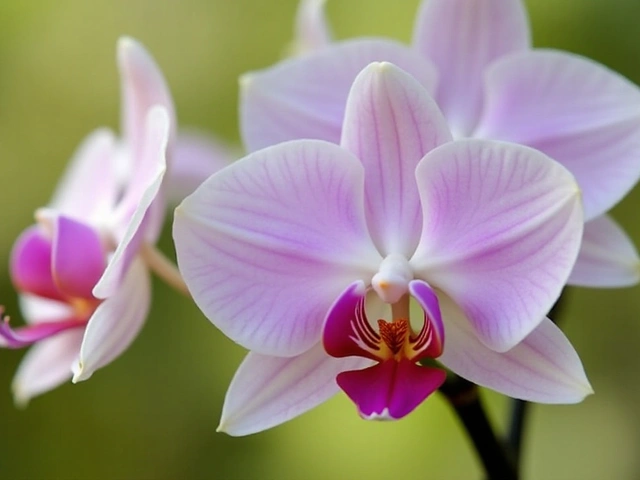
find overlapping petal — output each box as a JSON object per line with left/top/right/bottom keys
{"left": 93, "top": 106, "right": 169, "bottom": 299}
{"left": 219, "top": 343, "right": 370, "bottom": 436}
{"left": 568, "top": 215, "right": 640, "bottom": 288}
{"left": 412, "top": 140, "right": 583, "bottom": 352}
{"left": 475, "top": 50, "right": 640, "bottom": 219}
{"left": 341, "top": 62, "right": 451, "bottom": 256}
{"left": 167, "top": 131, "right": 235, "bottom": 204}
{"left": 11, "top": 329, "right": 84, "bottom": 406}
{"left": 174, "top": 140, "right": 382, "bottom": 356}
{"left": 10, "top": 227, "right": 61, "bottom": 302}
{"left": 118, "top": 36, "right": 176, "bottom": 160}
{"left": 51, "top": 215, "right": 105, "bottom": 300}
{"left": 438, "top": 295, "right": 592, "bottom": 403}
{"left": 73, "top": 258, "right": 150, "bottom": 383}
{"left": 49, "top": 129, "right": 118, "bottom": 222}
{"left": 291, "top": 0, "right": 332, "bottom": 55}
{"left": 412, "top": 0, "right": 530, "bottom": 136}
{"left": 240, "top": 39, "right": 436, "bottom": 152}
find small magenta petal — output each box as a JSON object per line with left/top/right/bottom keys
{"left": 323, "top": 281, "right": 382, "bottom": 361}
{"left": 412, "top": 0, "right": 530, "bottom": 135}
{"left": 408, "top": 280, "right": 444, "bottom": 358}
{"left": 341, "top": 62, "right": 452, "bottom": 256}
{"left": 439, "top": 297, "right": 592, "bottom": 403}
{"left": 94, "top": 106, "right": 169, "bottom": 299}
{"left": 174, "top": 140, "right": 381, "bottom": 356}
{"left": 167, "top": 131, "right": 235, "bottom": 204}
{"left": 10, "top": 226, "right": 61, "bottom": 301}
{"left": 12, "top": 329, "right": 84, "bottom": 407}
{"left": 118, "top": 36, "right": 176, "bottom": 160}
{"left": 337, "top": 359, "right": 446, "bottom": 420}
{"left": 568, "top": 215, "right": 640, "bottom": 288}
{"left": 51, "top": 215, "right": 106, "bottom": 299}
{"left": 0, "top": 316, "right": 85, "bottom": 349}
{"left": 73, "top": 258, "right": 150, "bottom": 383}
{"left": 219, "top": 343, "right": 371, "bottom": 436}
{"left": 475, "top": 50, "right": 640, "bottom": 220}
{"left": 413, "top": 140, "right": 583, "bottom": 352}
{"left": 241, "top": 39, "right": 436, "bottom": 152}
{"left": 49, "top": 129, "right": 118, "bottom": 221}
{"left": 291, "top": 0, "right": 332, "bottom": 55}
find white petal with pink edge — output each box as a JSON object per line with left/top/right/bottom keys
{"left": 174, "top": 140, "right": 382, "bottom": 357}
{"left": 218, "top": 343, "right": 371, "bottom": 436}
{"left": 412, "top": 140, "right": 583, "bottom": 352}
{"left": 341, "top": 62, "right": 451, "bottom": 256}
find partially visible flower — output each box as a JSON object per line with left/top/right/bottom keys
{"left": 1, "top": 37, "right": 172, "bottom": 405}
{"left": 174, "top": 62, "right": 591, "bottom": 435}
{"left": 243, "top": 0, "right": 640, "bottom": 288}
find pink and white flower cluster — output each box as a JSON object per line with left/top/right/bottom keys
{"left": 173, "top": 0, "right": 640, "bottom": 435}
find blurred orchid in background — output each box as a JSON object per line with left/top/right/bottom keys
{"left": 174, "top": 62, "right": 591, "bottom": 435}
{"left": 243, "top": 0, "right": 640, "bottom": 290}
{"left": 1, "top": 38, "right": 182, "bottom": 404}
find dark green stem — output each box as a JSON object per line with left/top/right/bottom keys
{"left": 439, "top": 375, "right": 518, "bottom": 480}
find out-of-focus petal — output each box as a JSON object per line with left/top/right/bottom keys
{"left": 412, "top": 140, "right": 583, "bottom": 352}
{"left": 412, "top": 0, "right": 530, "bottom": 136}
{"left": 72, "top": 257, "right": 150, "bottom": 383}
{"left": 568, "top": 214, "right": 640, "bottom": 288}
{"left": 49, "top": 129, "right": 118, "bottom": 222}
{"left": 167, "top": 131, "right": 235, "bottom": 204}
{"left": 12, "top": 329, "right": 84, "bottom": 407}
{"left": 94, "top": 106, "right": 169, "bottom": 299}
{"left": 475, "top": 50, "right": 640, "bottom": 220}
{"left": 51, "top": 215, "right": 105, "bottom": 300}
{"left": 19, "top": 295, "right": 73, "bottom": 324}
{"left": 337, "top": 359, "right": 445, "bottom": 420}
{"left": 241, "top": 39, "right": 436, "bottom": 152}
{"left": 291, "top": 0, "right": 332, "bottom": 55}
{"left": 174, "top": 140, "right": 382, "bottom": 357}
{"left": 341, "top": 62, "right": 451, "bottom": 256}
{"left": 10, "top": 226, "right": 61, "bottom": 302}
{"left": 218, "top": 343, "right": 370, "bottom": 436}
{"left": 438, "top": 296, "right": 592, "bottom": 403}
{"left": 118, "top": 36, "right": 176, "bottom": 160}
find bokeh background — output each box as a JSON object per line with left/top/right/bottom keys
{"left": 1, "top": 1, "right": 639, "bottom": 479}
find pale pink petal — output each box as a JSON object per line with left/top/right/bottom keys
{"left": 241, "top": 39, "right": 436, "bottom": 152}
{"left": 11, "top": 329, "right": 84, "bottom": 406}
{"left": 49, "top": 129, "right": 118, "bottom": 221}
{"left": 73, "top": 257, "right": 150, "bottom": 383}
{"left": 51, "top": 215, "right": 105, "bottom": 300}
{"left": 568, "top": 214, "right": 640, "bottom": 288}
{"left": 10, "top": 226, "right": 61, "bottom": 302}
{"left": 291, "top": 0, "right": 332, "bottom": 55}
{"left": 19, "top": 295, "right": 74, "bottom": 324}
{"left": 118, "top": 36, "right": 176, "bottom": 161}
{"left": 438, "top": 296, "right": 592, "bottom": 403}
{"left": 412, "top": 140, "right": 583, "bottom": 352}
{"left": 218, "top": 343, "right": 370, "bottom": 436}
{"left": 174, "top": 140, "right": 382, "bottom": 356}
{"left": 93, "top": 106, "right": 169, "bottom": 299}
{"left": 337, "top": 359, "right": 445, "bottom": 420}
{"left": 167, "top": 130, "right": 235, "bottom": 204}
{"left": 413, "top": 0, "right": 530, "bottom": 136}
{"left": 475, "top": 50, "right": 640, "bottom": 220}
{"left": 341, "top": 62, "right": 451, "bottom": 256}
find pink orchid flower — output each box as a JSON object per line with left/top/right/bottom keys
{"left": 174, "top": 62, "right": 591, "bottom": 435}
{"left": 0, "top": 37, "right": 175, "bottom": 405}
{"left": 242, "top": 0, "right": 640, "bottom": 289}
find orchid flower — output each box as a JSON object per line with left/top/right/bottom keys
{"left": 242, "top": 0, "right": 640, "bottom": 289}
{"left": 174, "top": 62, "right": 591, "bottom": 435}
{"left": 0, "top": 37, "right": 176, "bottom": 405}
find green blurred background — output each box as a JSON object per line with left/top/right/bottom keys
{"left": 1, "top": 1, "right": 640, "bottom": 478}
